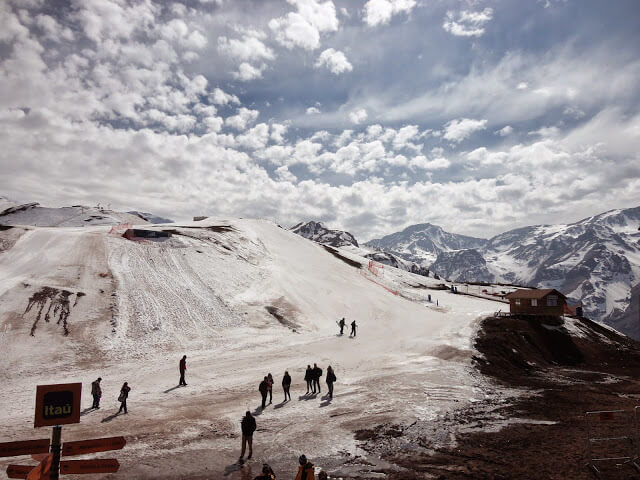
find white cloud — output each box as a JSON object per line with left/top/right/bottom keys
{"left": 275, "top": 165, "right": 298, "bottom": 183}
{"left": 232, "top": 62, "right": 266, "bottom": 82}
{"left": 306, "top": 107, "right": 321, "bottom": 115}
{"left": 236, "top": 123, "right": 270, "bottom": 150}
{"left": 269, "top": 0, "right": 339, "bottom": 50}
{"left": 210, "top": 88, "right": 240, "bottom": 106}
{"left": 443, "top": 118, "right": 487, "bottom": 142}
{"left": 443, "top": 8, "right": 493, "bottom": 37}
{"left": 496, "top": 125, "right": 514, "bottom": 136}
{"left": 363, "top": 0, "right": 416, "bottom": 27}
{"left": 270, "top": 123, "right": 289, "bottom": 143}
{"left": 517, "top": 82, "right": 528, "bottom": 90}
{"left": 349, "top": 108, "right": 368, "bottom": 124}
{"left": 225, "top": 107, "right": 260, "bottom": 130}
{"left": 410, "top": 155, "right": 451, "bottom": 170}
{"left": 217, "top": 34, "right": 275, "bottom": 62}
{"left": 314, "top": 48, "right": 353, "bottom": 75}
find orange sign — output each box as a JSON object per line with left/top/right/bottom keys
{"left": 60, "top": 459, "right": 120, "bottom": 474}
{"left": 62, "top": 436, "right": 126, "bottom": 456}
{"left": 26, "top": 454, "right": 52, "bottom": 480}
{"left": 6, "top": 465, "right": 35, "bottom": 479}
{"left": 0, "top": 439, "right": 49, "bottom": 458}
{"left": 34, "top": 383, "right": 82, "bottom": 428}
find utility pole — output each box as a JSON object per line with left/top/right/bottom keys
{"left": 50, "top": 426, "right": 62, "bottom": 480}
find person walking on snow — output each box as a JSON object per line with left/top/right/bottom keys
{"left": 259, "top": 376, "right": 269, "bottom": 409}
{"left": 326, "top": 366, "right": 336, "bottom": 399}
{"left": 338, "top": 317, "right": 346, "bottom": 335}
{"left": 350, "top": 320, "right": 357, "bottom": 337}
{"left": 312, "top": 363, "right": 322, "bottom": 394}
{"left": 179, "top": 355, "right": 187, "bottom": 386}
{"left": 304, "top": 365, "right": 313, "bottom": 394}
{"left": 117, "top": 382, "right": 130, "bottom": 414}
{"left": 295, "top": 455, "right": 315, "bottom": 480}
{"left": 282, "top": 371, "right": 291, "bottom": 401}
{"left": 239, "top": 410, "right": 256, "bottom": 461}
{"left": 91, "top": 377, "right": 102, "bottom": 409}
{"left": 267, "top": 373, "right": 274, "bottom": 404}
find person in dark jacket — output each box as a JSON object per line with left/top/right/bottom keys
{"left": 338, "top": 317, "right": 345, "bottom": 335}
{"left": 259, "top": 376, "right": 269, "bottom": 409}
{"left": 282, "top": 371, "right": 291, "bottom": 401}
{"left": 304, "top": 365, "right": 313, "bottom": 394}
{"left": 179, "top": 355, "right": 187, "bottom": 386}
{"left": 326, "top": 366, "right": 336, "bottom": 399}
{"left": 312, "top": 363, "right": 322, "bottom": 394}
{"left": 253, "top": 463, "right": 275, "bottom": 480}
{"left": 295, "top": 455, "right": 315, "bottom": 480}
{"left": 117, "top": 382, "right": 130, "bottom": 414}
{"left": 267, "top": 373, "right": 274, "bottom": 404}
{"left": 350, "top": 320, "right": 357, "bottom": 337}
{"left": 91, "top": 377, "right": 102, "bottom": 409}
{"left": 240, "top": 411, "right": 256, "bottom": 461}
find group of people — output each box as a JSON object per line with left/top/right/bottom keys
{"left": 90, "top": 377, "right": 131, "bottom": 414}
{"left": 337, "top": 317, "right": 357, "bottom": 336}
{"left": 303, "top": 364, "right": 336, "bottom": 399}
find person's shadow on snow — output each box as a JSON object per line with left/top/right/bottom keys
{"left": 298, "top": 393, "right": 317, "bottom": 401}
{"left": 163, "top": 385, "right": 180, "bottom": 393}
{"left": 274, "top": 400, "right": 288, "bottom": 409}
{"left": 80, "top": 407, "right": 95, "bottom": 416}
{"left": 101, "top": 412, "right": 120, "bottom": 423}
{"left": 224, "top": 461, "right": 252, "bottom": 477}
{"left": 251, "top": 407, "right": 263, "bottom": 416}
{"left": 320, "top": 395, "right": 332, "bottom": 407}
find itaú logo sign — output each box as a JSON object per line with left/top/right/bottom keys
{"left": 43, "top": 391, "right": 74, "bottom": 420}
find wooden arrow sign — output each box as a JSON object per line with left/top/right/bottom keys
{"left": 62, "top": 436, "right": 126, "bottom": 456}
{"left": 26, "top": 454, "right": 52, "bottom": 480}
{"left": 0, "top": 439, "right": 50, "bottom": 458}
{"left": 60, "top": 459, "right": 120, "bottom": 474}
{"left": 6, "top": 464, "right": 35, "bottom": 479}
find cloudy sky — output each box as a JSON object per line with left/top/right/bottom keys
{"left": 1, "top": 0, "right": 639, "bottom": 240}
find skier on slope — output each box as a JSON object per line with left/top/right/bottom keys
{"left": 304, "top": 365, "right": 313, "bottom": 394}
{"left": 259, "top": 376, "right": 269, "bottom": 409}
{"left": 179, "top": 355, "right": 187, "bottom": 386}
{"left": 91, "top": 377, "right": 102, "bottom": 409}
{"left": 239, "top": 410, "right": 256, "bottom": 461}
{"left": 312, "top": 363, "right": 322, "bottom": 394}
{"left": 350, "top": 320, "right": 357, "bottom": 337}
{"left": 282, "top": 371, "right": 292, "bottom": 402}
{"left": 338, "top": 317, "right": 346, "bottom": 335}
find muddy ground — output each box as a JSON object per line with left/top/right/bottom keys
{"left": 359, "top": 315, "right": 640, "bottom": 480}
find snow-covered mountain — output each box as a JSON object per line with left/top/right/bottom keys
{"left": 365, "top": 223, "right": 488, "bottom": 266}
{"left": 290, "top": 221, "right": 432, "bottom": 276}
{"left": 290, "top": 221, "right": 359, "bottom": 247}
{"left": 128, "top": 211, "right": 174, "bottom": 224}
{"left": 421, "top": 207, "right": 640, "bottom": 338}
{"left": 430, "top": 249, "right": 493, "bottom": 283}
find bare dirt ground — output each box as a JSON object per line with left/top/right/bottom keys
{"left": 358, "top": 315, "right": 640, "bottom": 480}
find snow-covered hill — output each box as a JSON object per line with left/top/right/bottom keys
{"left": 0, "top": 202, "right": 148, "bottom": 227}
{"left": 0, "top": 217, "right": 504, "bottom": 477}
{"left": 430, "top": 249, "right": 494, "bottom": 283}
{"left": 365, "top": 223, "right": 488, "bottom": 266}
{"left": 290, "top": 220, "right": 359, "bottom": 247}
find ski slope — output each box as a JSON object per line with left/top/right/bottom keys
{"left": 0, "top": 218, "right": 504, "bottom": 478}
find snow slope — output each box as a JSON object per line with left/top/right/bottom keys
{"left": 0, "top": 219, "right": 503, "bottom": 478}
{"left": 0, "top": 204, "right": 148, "bottom": 227}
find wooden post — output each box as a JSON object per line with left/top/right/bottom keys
{"left": 50, "top": 426, "right": 62, "bottom": 480}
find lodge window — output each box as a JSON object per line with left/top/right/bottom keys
{"left": 531, "top": 299, "right": 538, "bottom": 307}
{"left": 515, "top": 299, "right": 521, "bottom": 305}
{"left": 547, "top": 295, "right": 558, "bottom": 306}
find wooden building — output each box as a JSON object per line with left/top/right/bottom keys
{"left": 504, "top": 288, "right": 567, "bottom": 316}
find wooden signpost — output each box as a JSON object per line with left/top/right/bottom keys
{"left": 60, "top": 459, "right": 120, "bottom": 474}
{"left": 3, "top": 382, "right": 127, "bottom": 479}
{"left": 0, "top": 439, "right": 50, "bottom": 458}
{"left": 61, "top": 436, "right": 126, "bottom": 456}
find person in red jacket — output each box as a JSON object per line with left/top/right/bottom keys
{"left": 179, "top": 355, "right": 187, "bottom": 386}
{"left": 295, "top": 455, "right": 315, "bottom": 480}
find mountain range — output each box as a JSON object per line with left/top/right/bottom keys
{"left": 291, "top": 207, "right": 640, "bottom": 339}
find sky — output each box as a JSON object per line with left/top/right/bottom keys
{"left": 0, "top": 0, "right": 639, "bottom": 241}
